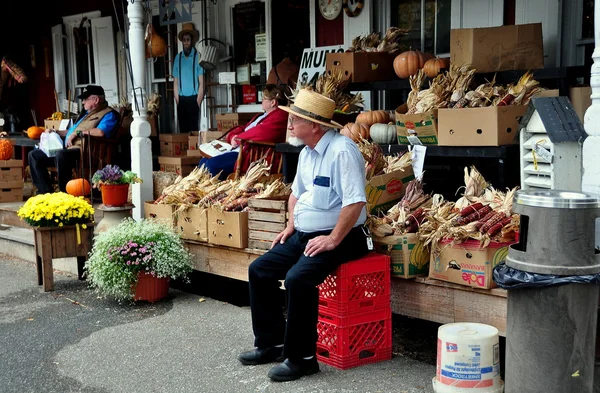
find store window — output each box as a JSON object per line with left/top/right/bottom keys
{"left": 390, "top": 0, "right": 451, "bottom": 55}
{"left": 73, "top": 19, "right": 95, "bottom": 86}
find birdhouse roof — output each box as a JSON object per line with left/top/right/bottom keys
{"left": 520, "top": 97, "right": 587, "bottom": 143}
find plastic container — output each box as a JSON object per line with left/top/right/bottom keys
{"left": 433, "top": 323, "right": 504, "bottom": 393}
{"left": 318, "top": 253, "right": 390, "bottom": 316}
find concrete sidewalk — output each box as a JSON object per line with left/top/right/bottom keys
{"left": 0, "top": 254, "right": 436, "bottom": 393}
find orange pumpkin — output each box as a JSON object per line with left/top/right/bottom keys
{"left": 393, "top": 50, "right": 431, "bottom": 79}
{"left": 340, "top": 122, "right": 369, "bottom": 142}
{"left": 26, "top": 126, "right": 45, "bottom": 140}
{"left": 66, "top": 178, "right": 91, "bottom": 197}
{"left": 422, "top": 57, "right": 450, "bottom": 78}
{"left": 356, "top": 110, "right": 390, "bottom": 127}
{"left": 0, "top": 138, "right": 12, "bottom": 160}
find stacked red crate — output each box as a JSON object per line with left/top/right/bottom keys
{"left": 316, "top": 253, "right": 392, "bottom": 370}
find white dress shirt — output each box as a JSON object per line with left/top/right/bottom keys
{"left": 291, "top": 130, "right": 367, "bottom": 233}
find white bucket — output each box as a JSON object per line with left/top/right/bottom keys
{"left": 432, "top": 323, "right": 504, "bottom": 393}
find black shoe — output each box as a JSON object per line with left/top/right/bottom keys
{"left": 238, "top": 347, "right": 284, "bottom": 366}
{"left": 267, "top": 358, "right": 320, "bottom": 382}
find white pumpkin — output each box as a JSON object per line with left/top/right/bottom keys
{"left": 369, "top": 123, "right": 397, "bottom": 144}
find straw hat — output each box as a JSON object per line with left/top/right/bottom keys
{"left": 280, "top": 89, "right": 342, "bottom": 129}
{"left": 178, "top": 23, "right": 199, "bottom": 43}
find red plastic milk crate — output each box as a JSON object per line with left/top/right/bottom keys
{"left": 316, "top": 308, "right": 393, "bottom": 369}
{"left": 318, "top": 253, "right": 391, "bottom": 316}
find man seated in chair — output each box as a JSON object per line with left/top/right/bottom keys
{"left": 198, "top": 85, "right": 288, "bottom": 179}
{"left": 29, "top": 85, "right": 118, "bottom": 194}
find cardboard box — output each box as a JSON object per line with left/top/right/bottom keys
{"left": 44, "top": 120, "right": 64, "bottom": 130}
{"left": 569, "top": 86, "right": 592, "bottom": 123}
{"left": 0, "top": 182, "right": 23, "bottom": 202}
{"left": 187, "top": 149, "right": 203, "bottom": 157}
{"left": 176, "top": 206, "right": 208, "bottom": 242}
{"left": 395, "top": 104, "right": 438, "bottom": 145}
{"left": 202, "top": 131, "right": 224, "bottom": 144}
{"left": 366, "top": 167, "right": 415, "bottom": 215}
{"left": 188, "top": 132, "right": 201, "bottom": 150}
{"left": 374, "top": 233, "right": 430, "bottom": 279}
{"left": 428, "top": 240, "right": 511, "bottom": 289}
{"left": 326, "top": 52, "right": 397, "bottom": 83}
{"left": 0, "top": 160, "right": 22, "bottom": 183}
{"left": 450, "top": 23, "right": 544, "bottom": 73}
{"left": 208, "top": 210, "right": 249, "bottom": 249}
{"left": 215, "top": 113, "right": 259, "bottom": 132}
{"left": 143, "top": 201, "right": 176, "bottom": 227}
{"left": 190, "top": 131, "right": 224, "bottom": 149}
{"left": 159, "top": 133, "right": 189, "bottom": 156}
{"left": 437, "top": 105, "right": 527, "bottom": 146}
{"left": 158, "top": 156, "right": 199, "bottom": 177}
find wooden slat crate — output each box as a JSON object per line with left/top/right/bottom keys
{"left": 247, "top": 198, "right": 287, "bottom": 250}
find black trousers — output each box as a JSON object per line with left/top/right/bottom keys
{"left": 248, "top": 225, "right": 369, "bottom": 362}
{"left": 28, "top": 148, "right": 80, "bottom": 194}
{"left": 177, "top": 95, "right": 199, "bottom": 133}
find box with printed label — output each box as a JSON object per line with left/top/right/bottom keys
{"left": 450, "top": 23, "right": 544, "bottom": 73}
{"left": 159, "top": 133, "right": 189, "bottom": 156}
{"left": 158, "top": 156, "right": 198, "bottom": 177}
{"left": 143, "top": 201, "right": 176, "bottom": 228}
{"left": 176, "top": 206, "right": 208, "bottom": 242}
{"left": 215, "top": 113, "right": 259, "bottom": 132}
{"left": 395, "top": 104, "right": 438, "bottom": 145}
{"left": 437, "top": 105, "right": 527, "bottom": 146}
{"left": 428, "top": 239, "right": 512, "bottom": 289}
{"left": 374, "top": 233, "right": 430, "bottom": 279}
{"left": 325, "top": 52, "right": 396, "bottom": 83}
{"left": 207, "top": 210, "right": 248, "bottom": 249}
{"left": 0, "top": 160, "right": 22, "bottom": 183}
{"left": 366, "top": 167, "right": 415, "bottom": 215}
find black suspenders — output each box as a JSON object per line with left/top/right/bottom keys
{"left": 178, "top": 48, "right": 197, "bottom": 95}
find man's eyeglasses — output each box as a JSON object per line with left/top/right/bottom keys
{"left": 288, "top": 116, "right": 310, "bottom": 127}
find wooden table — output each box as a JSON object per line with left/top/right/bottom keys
{"left": 6, "top": 134, "right": 38, "bottom": 180}
{"left": 183, "top": 240, "right": 508, "bottom": 335}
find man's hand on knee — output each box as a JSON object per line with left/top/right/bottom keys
{"left": 304, "top": 235, "right": 337, "bottom": 258}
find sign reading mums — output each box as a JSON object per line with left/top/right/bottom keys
{"left": 298, "top": 45, "right": 345, "bottom": 87}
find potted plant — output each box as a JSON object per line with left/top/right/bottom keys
{"left": 17, "top": 192, "right": 95, "bottom": 291}
{"left": 85, "top": 218, "right": 193, "bottom": 302}
{"left": 92, "top": 165, "right": 142, "bottom": 206}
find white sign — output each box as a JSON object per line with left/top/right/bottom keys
{"left": 410, "top": 145, "right": 427, "bottom": 180}
{"left": 298, "top": 45, "right": 345, "bottom": 87}
{"left": 218, "top": 72, "right": 236, "bottom": 85}
{"left": 255, "top": 33, "right": 267, "bottom": 62}
{"left": 250, "top": 63, "right": 261, "bottom": 76}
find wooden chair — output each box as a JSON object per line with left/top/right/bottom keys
{"left": 232, "top": 139, "right": 283, "bottom": 180}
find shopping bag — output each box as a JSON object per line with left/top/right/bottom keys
{"left": 39, "top": 131, "right": 64, "bottom": 157}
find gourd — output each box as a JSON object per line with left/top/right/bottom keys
{"left": 0, "top": 137, "right": 12, "bottom": 160}
{"left": 393, "top": 50, "right": 432, "bottom": 79}
{"left": 422, "top": 57, "right": 450, "bottom": 78}
{"left": 145, "top": 24, "right": 167, "bottom": 58}
{"left": 26, "top": 126, "right": 45, "bottom": 140}
{"left": 369, "top": 123, "right": 397, "bottom": 144}
{"left": 340, "top": 122, "right": 369, "bottom": 142}
{"left": 66, "top": 178, "right": 91, "bottom": 197}
{"left": 355, "top": 110, "right": 390, "bottom": 127}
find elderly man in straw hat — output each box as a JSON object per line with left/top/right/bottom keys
{"left": 238, "top": 89, "right": 371, "bottom": 382}
{"left": 173, "top": 22, "right": 205, "bottom": 133}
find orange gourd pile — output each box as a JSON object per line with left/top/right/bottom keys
{"left": 66, "top": 178, "right": 91, "bottom": 197}
{"left": 393, "top": 50, "right": 434, "bottom": 79}
{"left": 340, "top": 122, "right": 370, "bottom": 142}
{"left": 0, "top": 137, "right": 12, "bottom": 160}
{"left": 355, "top": 110, "right": 390, "bottom": 127}
{"left": 422, "top": 57, "right": 450, "bottom": 78}
{"left": 26, "top": 126, "right": 45, "bottom": 140}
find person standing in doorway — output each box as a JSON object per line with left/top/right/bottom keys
{"left": 173, "top": 23, "right": 205, "bottom": 133}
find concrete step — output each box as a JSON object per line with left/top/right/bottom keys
{"left": 0, "top": 224, "right": 82, "bottom": 276}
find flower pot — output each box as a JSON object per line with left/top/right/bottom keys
{"left": 101, "top": 184, "right": 130, "bottom": 206}
{"left": 133, "top": 271, "right": 170, "bottom": 302}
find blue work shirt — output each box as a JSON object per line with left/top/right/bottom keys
{"left": 65, "top": 111, "right": 118, "bottom": 140}
{"left": 291, "top": 130, "right": 367, "bottom": 233}
{"left": 173, "top": 48, "right": 205, "bottom": 97}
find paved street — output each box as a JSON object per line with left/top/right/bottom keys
{"left": 0, "top": 254, "right": 436, "bottom": 393}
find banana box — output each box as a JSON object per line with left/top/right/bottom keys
{"left": 374, "top": 233, "right": 430, "bottom": 279}
{"left": 365, "top": 167, "right": 415, "bottom": 215}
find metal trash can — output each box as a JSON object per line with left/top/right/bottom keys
{"left": 504, "top": 190, "right": 600, "bottom": 393}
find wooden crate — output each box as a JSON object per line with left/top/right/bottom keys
{"left": 247, "top": 198, "right": 287, "bottom": 250}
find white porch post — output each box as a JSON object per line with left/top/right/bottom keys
{"left": 127, "top": 0, "right": 153, "bottom": 220}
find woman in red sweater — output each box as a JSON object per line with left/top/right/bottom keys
{"left": 199, "top": 85, "right": 288, "bottom": 179}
